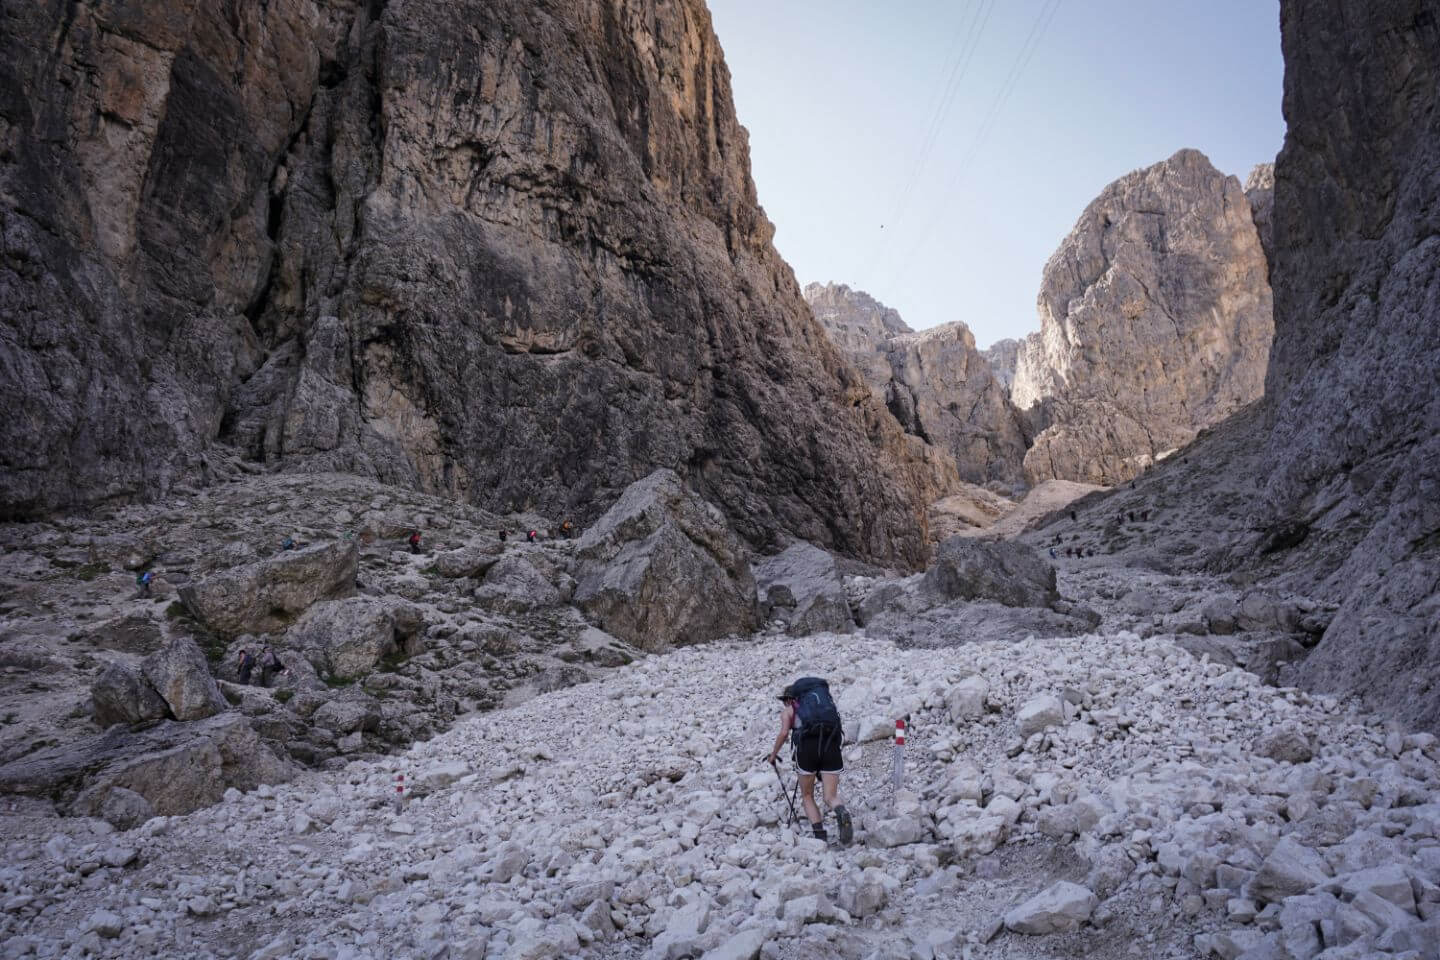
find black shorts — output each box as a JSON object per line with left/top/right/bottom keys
{"left": 793, "top": 727, "right": 843, "bottom": 775}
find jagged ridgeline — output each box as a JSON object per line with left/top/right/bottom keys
{"left": 0, "top": 0, "right": 958, "bottom": 566}
{"left": 810, "top": 150, "right": 1275, "bottom": 493}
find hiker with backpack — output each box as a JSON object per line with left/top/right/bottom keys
{"left": 237, "top": 649, "right": 256, "bottom": 685}
{"left": 766, "top": 677, "right": 853, "bottom": 844}
{"left": 258, "top": 646, "right": 285, "bottom": 687}
{"left": 135, "top": 571, "right": 153, "bottom": 598}
{"left": 408, "top": 530, "right": 422, "bottom": 554}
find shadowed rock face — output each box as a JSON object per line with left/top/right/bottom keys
{"left": 806, "top": 283, "right": 1026, "bottom": 485}
{"left": 0, "top": 0, "right": 949, "bottom": 568}
{"left": 1012, "top": 149, "right": 1274, "bottom": 486}
{"left": 1265, "top": 0, "right": 1440, "bottom": 729}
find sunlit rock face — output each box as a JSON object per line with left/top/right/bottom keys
{"left": 807, "top": 284, "right": 1026, "bottom": 487}
{"left": 1011, "top": 149, "right": 1274, "bottom": 486}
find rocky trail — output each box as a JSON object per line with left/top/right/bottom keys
{"left": 4, "top": 544, "right": 1439, "bottom": 960}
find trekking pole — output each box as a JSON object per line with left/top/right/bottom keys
{"left": 769, "top": 758, "right": 801, "bottom": 829}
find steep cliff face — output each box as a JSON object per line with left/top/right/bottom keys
{"left": 1265, "top": 0, "right": 1440, "bottom": 727}
{"left": 0, "top": 0, "right": 951, "bottom": 565}
{"left": 805, "top": 284, "right": 1026, "bottom": 486}
{"left": 1012, "top": 149, "right": 1274, "bottom": 486}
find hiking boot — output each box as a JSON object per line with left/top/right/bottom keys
{"left": 835, "top": 806, "right": 853, "bottom": 845}
{"left": 811, "top": 822, "right": 828, "bottom": 842}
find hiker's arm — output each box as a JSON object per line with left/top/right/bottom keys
{"left": 767, "top": 705, "right": 793, "bottom": 763}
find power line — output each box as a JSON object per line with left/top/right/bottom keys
{"left": 883, "top": 0, "right": 994, "bottom": 236}
{"left": 883, "top": 0, "right": 1065, "bottom": 291}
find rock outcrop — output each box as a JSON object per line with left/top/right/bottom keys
{"left": 806, "top": 283, "right": 1027, "bottom": 485}
{"left": 573, "top": 470, "right": 757, "bottom": 651}
{"left": 1011, "top": 149, "right": 1274, "bottom": 486}
{"left": 1261, "top": 0, "right": 1440, "bottom": 730}
{"left": 0, "top": 713, "right": 292, "bottom": 823}
{"left": 1245, "top": 162, "right": 1276, "bottom": 279}
{"left": 0, "top": 0, "right": 947, "bottom": 568}
{"left": 981, "top": 339, "right": 1021, "bottom": 390}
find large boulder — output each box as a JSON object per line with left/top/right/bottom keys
{"left": 920, "top": 537, "right": 1059, "bottom": 609}
{"left": 288, "top": 597, "right": 424, "bottom": 681}
{"left": 752, "top": 542, "right": 855, "bottom": 636}
{"left": 1011, "top": 148, "right": 1273, "bottom": 486}
{"left": 573, "top": 471, "right": 757, "bottom": 651}
{"left": 0, "top": 713, "right": 293, "bottom": 820}
{"left": 139, "top": 639, "right": 228, "bottom": 721}
{"left": 178, "top": 541, "right": 358, "bottom": 637}
{"left": 91, "top": 661, "right": 170, "bottom": 727}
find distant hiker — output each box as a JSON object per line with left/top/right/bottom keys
{"left": 527, "top": 529, "right": 537, "bottom": 543}
{"left": 259, "top": 647, "right": 285, "bottom": 687}
{"left": 237, "top": 649, "right": 256, "bottom": 685}
{"left": 135, "top": 570, "right": 153, "bottom": 598}
{"left": 1048, "top": 547, "right": 1057, "bottom": 559}
{"left": 281, "top": 536, "right": 296, "bottom": 551}
{"left": 408, "top": 531, "right": 422, "bottom": 554}
{"left": 1070, "top": 510, "right": 1078, "bottom": 523}
{"left": 560, "top": 520, "right": 574, "bottom": 539}
{"left": 767, "top": 677, "right": 853, "bottom": 845}
{"left": 499, "top": 530, "right": 508, "bottom": 542}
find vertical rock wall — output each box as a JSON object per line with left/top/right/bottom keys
{"left": 0, "top": 0, "right": 955, "bottom": 567}
{"left": 1267, "top": 0, "right": 1440, "bottom": 727}
{"left": 1011, "top": 149, "right": 1274, "bottom": 486}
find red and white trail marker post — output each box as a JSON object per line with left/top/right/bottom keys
{"left": 889, "top": 717, "right": 907, "bottom": 815}
{"left": 393, "top": 773, "right": 406, "bottom": 814}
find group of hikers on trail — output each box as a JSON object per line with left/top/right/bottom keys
{"left": 768, "top": 676, "right": 854, "bottom": 845}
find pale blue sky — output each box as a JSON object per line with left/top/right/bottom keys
{"left": 707, "top": 0, "right": 1286, "bottom": 347}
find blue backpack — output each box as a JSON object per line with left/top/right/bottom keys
{"left": 784, "top": 677, "right": 840, "bottom": 739}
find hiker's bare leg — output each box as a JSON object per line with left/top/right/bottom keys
{"left": 799, "top": 773, "right": 821, "bottom": 824}
{"left": 820, "top": 771, "right": 840, "bottom": 810}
